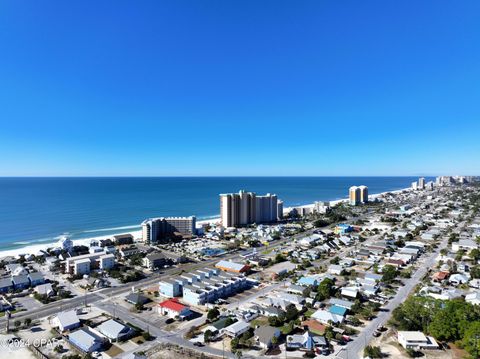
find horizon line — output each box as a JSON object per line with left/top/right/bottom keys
{"left": 0, "top": 175, "right": 454, "bottom": 178}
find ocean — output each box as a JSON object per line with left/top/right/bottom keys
{"left": 0, "top": 177, "right": 432, "bottom": 251}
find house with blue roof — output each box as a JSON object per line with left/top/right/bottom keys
{"left": 297, "top": 276, "right": 320, "bottom": 287}
{"left": 286, "top": 331, "right": 315, "bottom": 350}
{"left": 329, "top": 305, "right": 348, "bottom": 317}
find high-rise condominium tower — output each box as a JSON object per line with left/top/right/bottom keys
{"left": 220, "top": 190, "right": 279, "bottom": 227}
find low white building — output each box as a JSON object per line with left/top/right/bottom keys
{"left": 398, "top": 331, "right": 438, "bottom": 350}
{"left": 466, "top": 291, "right": 480, "bottom": 306}
{"left": 452, "top": 239, "right": 477, "bottom": 253}
{"left": 311, "top": 309, "right": 344, "bottom": 324}
{"left": 341, "top": 287, "right": 359, "bottom": 299}
{"left": 222, "top": 320, "right": 250, "bottom": 338}
{"left": 52, "top": 310, "right": 80, "bottom": 332}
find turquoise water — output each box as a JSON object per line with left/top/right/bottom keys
{"left": 0, "top": 177, "right": 431, "bottom": 250}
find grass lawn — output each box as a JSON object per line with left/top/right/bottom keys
{"left": 280, "top": 324, "right": 293, "bottom": 335}
{"left": 0, "top": 309, "right": 25, "bottom": 318}
{"left": 105, "top": 344, "right": 123, "bottom": 357}
{"left": 250, "top": 317, "right": 270, "bottom": 327}
{"left": 304, "top": 309, "right": 316, "bottom": 318}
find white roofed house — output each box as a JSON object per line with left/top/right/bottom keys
{"left": 68, "top": 328, "right": 104, "bottom": 353}
{"left": 466, "top": 291, "right": 480, "bottom": 306}
{"left": 34, "top": 283, "right": 55, "bottom": 297}
{"left": 52, "top": 310, "right": 81, "bottom": 332}
{"left": 449, "top": 273, "right": 469, "bottom": 286}
{"left": 298, "top": 234, "right": 322, "bottom": 247}
{"left": 452, "top": 239, "right": 477, "bottom": 253}
{"left": 341, "top": 286, "right": 359, "bottom": 299}
{"left": 222, "top": 320, "right": 250, "bottom": 338}
{"left": 96, "top": 319, "right": 134, "bottom": 342}
{"left": 328, "top": 265, "right": 343, "bottom": 276}
{"left": 311, "top": 309, "right": 344, "bottom": 325}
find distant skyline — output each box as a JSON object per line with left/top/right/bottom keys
{"left": 1, "top": 1, "right": 480, "bottom": 176}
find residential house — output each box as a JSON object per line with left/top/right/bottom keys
{"left": 53, "top": 310, "right": 81, "bottom": 332}
{"left": 328, "top": 265, "right": 343, "bottom": 276}
{"left": 143, "top": 252, "right": 170, "bottom": 270}
{"left": 449, "top": 274, "right": 469, "bottom": 286}
{"left": 96, "top": 319, "right": 134, "bottom": 342}
{"left": 254, "top": 326, "right": 281, "bottom": 349}
{"left": 158, "top": 298, "right": 192, "bottom": 319}
{"left": 286, "top": 331, "right": 315, "bottom": 350}
{"left": 311, "top": 309, "right": 344, "bottom": 325}
{"left": 68, "top": 328, "right": 104, "bottom": 353}
{"left": 466, "top": 291, "right": 480, "bottom": 306}
{"left": 301, "top": 320, "right": 326, "bottom": 336}
{"left": 34, "top": 283, "right": 55, "bottom": 297}
{"left": 341, "top": 287, "right": 359, "bottom": 299}
{"left": 222, "top": 320, "right": 250, "bottom": 338}
{"left": 432, "top": 271, "right": 450, "bottom": 282}
{"left": 125, "top": 292, "right": 150, "bottom": 306}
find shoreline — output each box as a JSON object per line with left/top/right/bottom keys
{"left": 0, "top": 186, "right": 411, "bottom": 259}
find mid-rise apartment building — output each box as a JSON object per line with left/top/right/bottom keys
{"left": 142, "top": 216, "right": 196, "bottom": 244}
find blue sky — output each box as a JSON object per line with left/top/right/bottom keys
{"left": 0, "top": 1, "right": 479, "bottom": 176}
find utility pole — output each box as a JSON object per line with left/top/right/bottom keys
{"left": 5, "top": 310, "right": 10, "bottom": 333}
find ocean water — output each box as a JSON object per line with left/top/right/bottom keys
{"left": 0, "top": 177, "right": 432, "bottom": 250}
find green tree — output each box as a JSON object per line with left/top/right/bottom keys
{"left": 285, "top": 304, "right": 299, "bottom": 322}
{"left": 428, "top": 308, "right": 458, "bottom": 342}
{"left": 231, "top": 337, "right": 240, "bottom": 350}
{"left": 364, "top": 346, "right": 382, "bottom": 358}
{"left": 471, "top": 266, "right": 480, "bottom": 279}
{"left": 204, "top": 329, "right": 214, "bottom": 343}
{"left": 462, "top": 321, "right": 480, "bottom": 358}
{"left": 470, "top": 248, "right": 480, "bottom": 262}
{"left": 316, "top": 278, "right": 335, "bottom": 300}
{"left": 274, "top": 253, "right": 286, "bottom": 264}
{"left": 207, "top": 307, "right": 220, "bottom": 321}
{"left": 381, "top": 265, "right": 398, "bottom": 284}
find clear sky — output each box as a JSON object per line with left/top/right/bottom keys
{"left": 0, "top": 1, "right": 479, "bottom": 176}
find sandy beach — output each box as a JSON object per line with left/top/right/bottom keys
{"left": 0, "top": 187, "right": 411, "bottom": 260}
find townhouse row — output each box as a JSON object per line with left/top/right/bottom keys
{"left": 159, "top": 267, "right": 248, "bottom": 305}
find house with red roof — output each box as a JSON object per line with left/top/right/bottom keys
{"left": 432, "top": 271, "right": 450, "bottom": 282}
{"left": 158, "top": 298, "right": 192, "bottom": 319}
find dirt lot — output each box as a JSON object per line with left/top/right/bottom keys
{"left": 371, "top": 330, "right": 464, "bottom": 359}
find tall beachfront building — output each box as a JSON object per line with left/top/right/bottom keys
{"left": 349, "top": 185, "right": 368, "bottom": 205}
{"left": 359, "top": 185, "right": 369, "bottom": 203}
{"left": 142, "top": 216, "right": 196, "bottom": 244}
{"left": 349, "top": 186, "right": 360, "bottom": 206}
{"left": 220, "top": 190, "right": 280, "bottom": 227}
{"left": 418, "top": 177, "right": 426, "bottom": 190}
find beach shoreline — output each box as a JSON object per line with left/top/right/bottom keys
{"left": 0, "top": 186, "right": 411, "bottom": 259}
